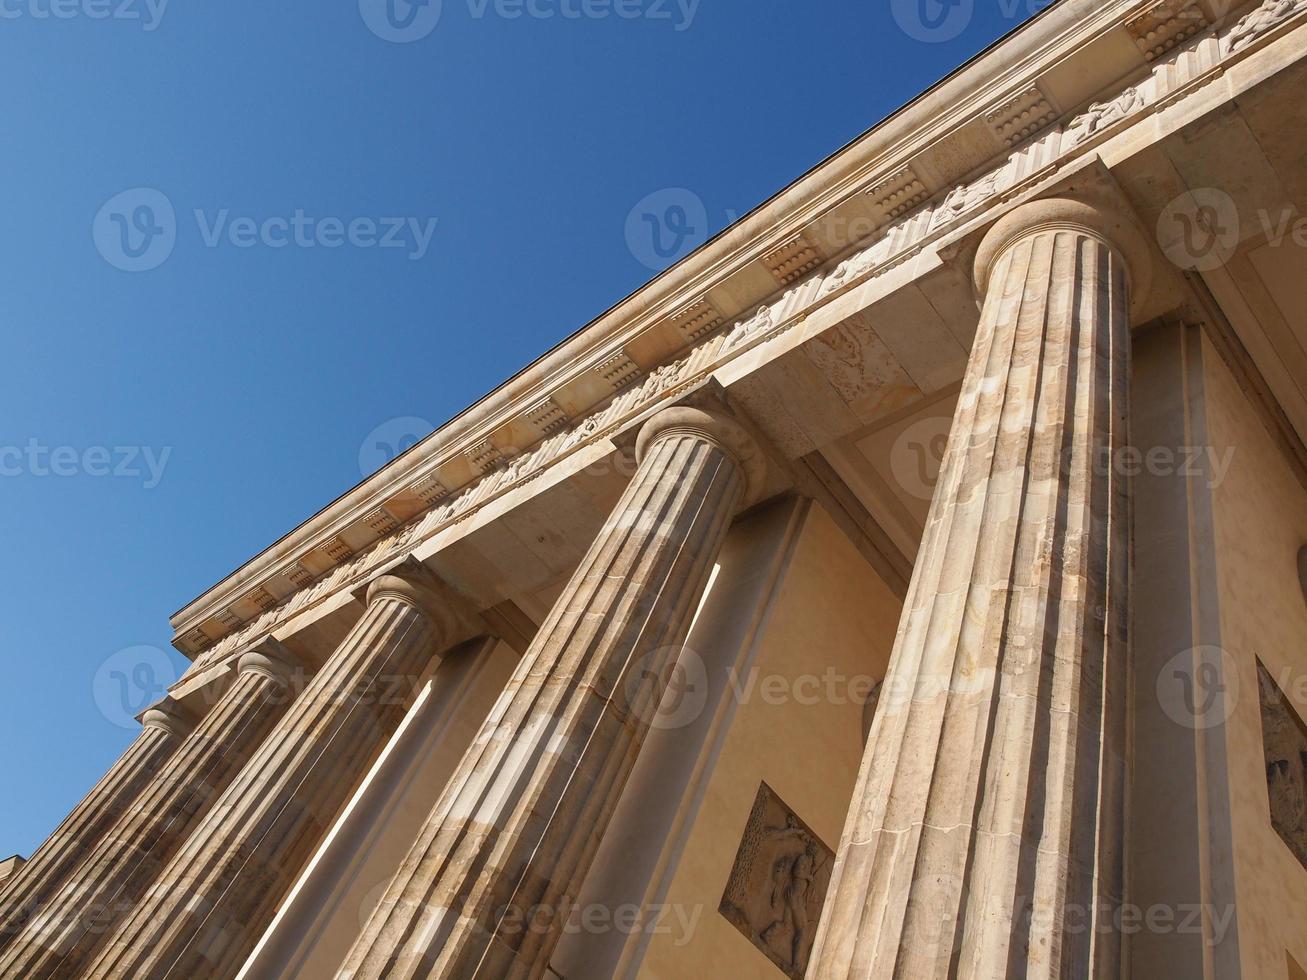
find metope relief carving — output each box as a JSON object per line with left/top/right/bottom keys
{"left": 719, "top": 783, "right": 834, "bottom": 979}
{"left": 1258, "top": 661, "right": 1307, "bottom": 868}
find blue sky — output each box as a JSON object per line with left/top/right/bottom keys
{"left": 0, "top": 0, "right": 1040, "bottom": 859}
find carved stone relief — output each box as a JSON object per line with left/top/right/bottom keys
{"left": 719, "top": 783, "right": 835, "bottom": 979}
{"left": 1258, "top": 661, "right": 1307, "bottom": 868}
{"left": 805, "top": 313, "right": 921, "bottom": 423}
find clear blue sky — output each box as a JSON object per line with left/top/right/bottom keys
{"left": 0, "top": 0, "right": 1041, "bottom": 859}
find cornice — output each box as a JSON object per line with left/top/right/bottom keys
{"left": 170, "top": 0, "right": 1307, "bottom": 660}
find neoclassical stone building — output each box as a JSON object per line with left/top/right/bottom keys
{"left": 5, "top": 0, "right": 1307, "bottom": 976}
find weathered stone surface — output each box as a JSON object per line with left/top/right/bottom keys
{"left": 337, "top": 406, "right": 760, "bottom": 980}
{"left": 809, "top": 198, "right": 1138, "bottom": 979}
{"left": 0, "top": 648, "right": 301, "bottom": 979}
{"left": 81, "top": 571, "right": 462, "bottom": 980}
{"left": 0, "top": 706, "right": 187, "bottom": 947}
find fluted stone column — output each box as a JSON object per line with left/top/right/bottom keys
{"left": 0, "top": 644, "right": 303, "bottom": 979}
{"left": 808, "top": 198, "right": 1149, "bottom": 979}
{"left": 84, "top": 569, "right": 463, "bottom": 980}
{"left": 0, "top": 700, "right": 190, "bottom": 943}
{"left": 339, "top": 405, "right": 764, "bottom": 980}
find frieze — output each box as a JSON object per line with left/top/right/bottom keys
{"left": 181, "top": 0, "right": 1307, "bottom": 664}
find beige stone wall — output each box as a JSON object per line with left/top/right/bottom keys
{"left": 1202, "top": 333, "right": 1307, "bottom": 979}
{"left": 575, "top": 498, "right": 901, "bottom": 979}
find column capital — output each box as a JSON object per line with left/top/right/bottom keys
{"left": 364, "top": 566, "right": 462, "bottom": 643}
{"left": 635, "top": 405, "right": 766, "bottom": 507}
{"left": 974, "top": 195, "right": 1153, "bottom": 313}
{"left": 138, "top": 697, "right": 194, "bottom": 739}
{"left": 236, "top": 637, "right": 302, "bottom": 686}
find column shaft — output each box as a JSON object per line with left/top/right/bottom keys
{"left": 339, "top": 407, "right": 757, "bottom": 980}
{"left": 809, "top": 209, "right": 1133, "bottom": 979}
{"left": 0, "top": 653, "right": 298, "bottom": 979}
{"left": 0, "top": 712, "right": 183, "bottom": 944}
{"left": 83, "top": 574, "right": 455, "bottom": 980}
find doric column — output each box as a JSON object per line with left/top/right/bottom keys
{"left": 338, "top": 405, "right": 764, "bottom": 980}
{"left": 808, "top": 197, "right": 1149, "bottom": 979}
{"left": 84, "top": 569, "right": 464, "bottom": 980}
{"left": 0, "top": 700, "right": 190, "bottom": 942}
{"left": 0, "top": 644, "right": 303, "bottom": 979}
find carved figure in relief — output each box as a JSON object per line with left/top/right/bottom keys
{"left": 729, "top": 302, "right": 775, "bottom": 348}
{"left": 759, "top": 817, "right": 822, "bottom": 971}
{"left": 1067, "top": 85, "right": 1145, "bottom": 145}
{"left": 934, "top": 169, "right": 1002, "bottom": 228}
{"left": 1228, "top": 0, "right": 1303, "bottom": 51}
{"left": 719, "top": 784, "right": 834, "bottom": 980}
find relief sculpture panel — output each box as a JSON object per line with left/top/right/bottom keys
{"left": 1258, "top": 661, "right": 1307, "bottom": 868}
{"left": 719, "top": 783, "right": 835, "bottom": 979}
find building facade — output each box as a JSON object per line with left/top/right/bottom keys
{"left": 4, "top": 0, "right": 1307, "bottom": 975}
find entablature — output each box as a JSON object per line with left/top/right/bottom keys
{"left": 170, "top": 0, "right": 1307, "bottom": 667}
